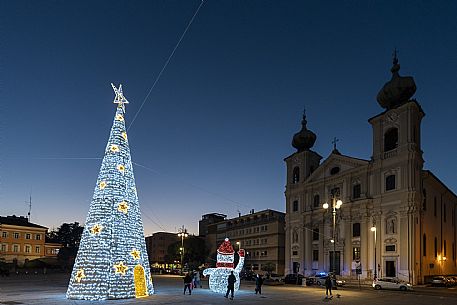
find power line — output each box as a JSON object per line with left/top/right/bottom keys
{"left": 132, "top": 161, "right": 253, "bottom": 210}
{"left": 127, "top": 0, "right": 206, "bottom": 131}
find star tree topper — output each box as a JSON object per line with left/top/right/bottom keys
{"left": 111, "top": 83, "right": 129, "bottom": 107}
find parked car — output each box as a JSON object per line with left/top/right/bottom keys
{"left": 372, "top": 277, "right": 412, "bottom": 291}
{"left": 284, "top": 274, "right": 305, "bottom": 285}
{"left": 431, "top": 276, "right": 451, "bottom": 287}
{"left": 266, "top": 273, "right": 283, "bottom": 282}
{"left": 309, "top": 273, "right": 341, "bottom": 288}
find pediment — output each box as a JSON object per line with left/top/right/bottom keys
{"left": 305, "top": 153, "right": 368, "bottom": 183}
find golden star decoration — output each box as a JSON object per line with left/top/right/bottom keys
{"left": 130, "top": 249, "right": 141, "bottom": 260}
{"left": 117, "top": 164, "right": 125, "bottom": 173}
{"left": 90, "top": 224, "right": 103, "bottom": 235}
{"left": 118, "top": 201, "right": 129, "bottom": 214}
{"left": 115, "top": 114, "right": 124, "bottom": 121}
{"left": 121, "top": 132, "right": 128, "bottom": 141}
{"left": 75, "top": 268, "right": 85, "bottom": 283}
{"left": 114, "top": 261, "right": 128, "bottom": 276}
{"left": 99, "top": 181, "right": 107, "bottom": 190}
{"left": 110, "top": 144, "right": 120, "bottom": 153}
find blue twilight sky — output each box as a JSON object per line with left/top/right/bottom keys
{"left": 1, "top": 1, "right": 456, "bottom": 236}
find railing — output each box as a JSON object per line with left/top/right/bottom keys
{"left": 383, "top": 149, "right": 397, "bottom": 159}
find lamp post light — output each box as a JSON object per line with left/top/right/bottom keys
{"left": 323, "top": 193, "right": 343, "bottom": 275}
{"left": 438, "top": 255, "right": 447, "bottom": 275}
{"left": 177, "top": 226, "right": 188, "bottom": 274}
{"left": 371, "top": 225, "right": 377, "bottom": 279}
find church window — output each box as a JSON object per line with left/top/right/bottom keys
{"left": 422, "top": 189, "right": 426, "bottom": 211}
{"left": 313, "top": 194, "right": 320, "bottom": 208}
{"left": 292, "top": 167, "right": 300, "bottom": 184}
{"left": 444, "top": 204, "right": 447, "bottom": 222}
{"left": 352, "top": 223, "right": 360, "bottom": 237}
{"left": 292, "top": 200, "right": 298, "bottom": 212}
{"left": 313, "top": 250, "right": 319, "bottom": 261}
{"left": 434, "top": 237, "right": 438, "bottom": 258}
{"left": 423, "top": 234, "right": 426, "bottom": 256}
{"left": 353, "top": 247, "right": 361, "bottom": 260}
{"left": 330, "top": 166, "right": 340, "bottom": 175}
{"left": 384, "top": 128, "right": 398, "bottom": 152}
{"left": 453, "top": 242, "right": 455, "bottom": 261}
{"left": 312, "top": 228, "right": 319, "bottom": 241}
{"left": 353, "top": 184, "right": 361, "bottom": 199}
{"left": 444, "top": 240, "right": 447, "bottom": 256}
{"left": 434, "top": 197, "right": 437, "bottom": 217}
{"left": 385, "top": 175, "right": 396, "bottom": 191}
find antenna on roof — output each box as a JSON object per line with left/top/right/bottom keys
{"left": 27, "top": 194, "right": 32, "bottom": 222}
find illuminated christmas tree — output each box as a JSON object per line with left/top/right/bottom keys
{"left": 67, "top": 84, "right": 154, "bottom": 300}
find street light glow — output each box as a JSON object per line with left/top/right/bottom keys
{"left": 323, "top": 202, "right": 329, "bottom": 209}
{"left": 371, "top": 226, "right": 376, "bottom": 232}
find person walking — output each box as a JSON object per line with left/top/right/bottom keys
{"left": 183, "top": 272, "right": 193, "bottom": 295}
{"left": 255, "top": 274, "right": 263, "bottom": 294}
{"left": 194, "top": 270, "right": 202, "bottom": 288}
{"left": 325, "top": 275, "right": 333, "bottom": 299}
{"left": 225, "top": 271, "right": 237, "bottom": 300}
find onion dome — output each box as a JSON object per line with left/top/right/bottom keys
{"left": 376, "top": 52, "right": 416, "bottom": 110}
{"left": 292, "top": 109, "right": 317, "bottom": 152}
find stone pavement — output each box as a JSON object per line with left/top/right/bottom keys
{"left": 1, "top": 273, "right": 456, "bottom": 305}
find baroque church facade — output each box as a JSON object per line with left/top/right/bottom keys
{"left": 284, "top": 57, "right": 457, "bottom": 284}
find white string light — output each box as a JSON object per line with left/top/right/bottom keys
{"left": 66, "top": 84, "right": 153, "bottom": 300}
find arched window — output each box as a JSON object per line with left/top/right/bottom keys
{"left": 434, "top": 237, "right": 438, "bottom": 258}
{"left": 292, "top": 200, "right": 298, "bottom": 212}
{"left": 292, "top": 167, "right": 300, "bottom": 184}
{"left": 423, "top": 234, "right": 426, "bottom": 256}
{"left": 384, "top": 128, "right": 398, "bottom": 151}
{"left": 385, "top": 174, "right": 396, "bottom": 191}
{"left": 313, "top": 194, "right": 320, "bottom": 208}
{"left": 422, "top": 189, "right": 426, "bottom": 211}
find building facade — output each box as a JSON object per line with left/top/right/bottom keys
{"left": 206, "top": 209, "right": 285, "bottom": 275}
{"left": 284, "top": 58, "right": 457, "bottom": 284}
{"left": 199, "top": 213, "right": 227, "bottom": 255}
{"left": 0, "top": 215, "right": 60, "bottom": 266}
{"left": 145, "top": 232, "right": 179, "bottom": 269}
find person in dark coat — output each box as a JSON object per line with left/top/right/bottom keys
{"left": 325, "top": 275, "right": 333, "bottom": 298}
{"left": 183, "top": 273, "right": 193, "bottom": 295}
{"left": 255, "top": 274, "right": 263, "bottom": 294}
{"left": 225, "top": 271, "right": 237, "bottom": 300}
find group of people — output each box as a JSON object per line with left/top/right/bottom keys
{"left": 183, "top": 270, "right": 202, "bottom": 295}
{"left": 184, "top": 272, "right": 336, "bottom": 300}
{"left": 183, "top": 271, "right": 265, "bottom": 300}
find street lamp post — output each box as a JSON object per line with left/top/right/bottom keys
{"left": 177, "top": 226, "right": 188, "bottom": 274}
{"left": 323, "top": 192, "right": 342, "bottom": 275}
{"left": 371, "top": 225, "right": 377, "bottom": 279}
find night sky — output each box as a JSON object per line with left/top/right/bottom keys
{"left": 1, "top": 1, "right": 456, "bottom": 235}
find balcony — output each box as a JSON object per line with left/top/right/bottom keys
{"left": 383, "top": 149, "right": 397, "bottom": 159}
